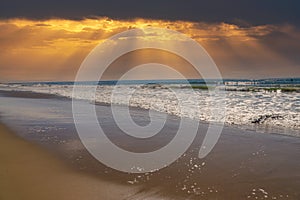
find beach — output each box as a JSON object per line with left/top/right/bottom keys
{"left": 0, "top": 90, "right": 299, "bottom": 200}
{"left": 1, "top": 1, "right": 299, "bottom": 199}
{"left": 0, "top": 123, "right": 142, "bottom": 200}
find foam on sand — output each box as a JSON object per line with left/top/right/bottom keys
{"left": 1, "top": 82, "right": 299, "bottom": 137}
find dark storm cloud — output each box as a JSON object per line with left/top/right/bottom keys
{"left": 0, "top": 0, "right": 299, "bottom": 26}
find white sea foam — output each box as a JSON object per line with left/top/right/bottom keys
{"left": 1, "top": 83, "right": 299, "bottom": 136}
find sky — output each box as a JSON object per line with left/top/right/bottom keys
{"left": 0, "top": 0, "right": 299, "bottom": 81}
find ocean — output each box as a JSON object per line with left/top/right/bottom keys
{"left": 1, "top": 78, "right": 299, "bottom": 136}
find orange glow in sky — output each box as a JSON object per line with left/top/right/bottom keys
{"left": 0, "top": 17, "right": 299, "bottom": 81}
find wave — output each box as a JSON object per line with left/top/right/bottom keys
{"left": 0, "top": 81, "right": 299, "bottom": 137}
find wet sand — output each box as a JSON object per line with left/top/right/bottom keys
{"left": 0, "top": 90, "right": 299, "bottom": 200}
{"left": 0, "top": 124, "right": 140, "bottom": 200}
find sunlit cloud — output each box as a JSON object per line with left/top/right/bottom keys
{"left": 0, "top": 17, "right": 299, "bottom": 81}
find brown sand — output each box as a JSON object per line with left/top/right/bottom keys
{"left": 0, "top": 124, "right": 139, "bottom": 200}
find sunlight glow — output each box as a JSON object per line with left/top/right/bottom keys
{"left": 0, "top": 17, "right": 297, "bottom": 81}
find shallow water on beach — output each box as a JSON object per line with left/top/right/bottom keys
{"left": 1, "top": 81, "right": 299, "bottom": 136}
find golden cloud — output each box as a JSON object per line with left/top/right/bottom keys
{"left": 0, "top": 17, "right": 299, "bottom": 81}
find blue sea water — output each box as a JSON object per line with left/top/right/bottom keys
{"left": 7, "top": 77, "right": 300, "bottom": 87}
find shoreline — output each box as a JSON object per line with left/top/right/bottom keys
{"left": 0, "top": 90, "right": 299, "bottom": 199}
{"left": 1, "top": 79, "right": 299, "bottom": 134}
{"left": 0, "top": 89, "right": 298, "bottom": 138}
